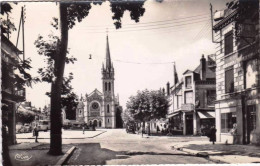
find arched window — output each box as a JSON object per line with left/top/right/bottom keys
{"left": 105, "top": 82, "right": 107, "bottom": 91}
{"left": 108, "top": 82, "right": 111, "bottom": 91}
{"left": 108, "top": 118, "right": 110, "bottom": 123}
{"left": 107, "top": 104, "right": 110, "bottom": 113}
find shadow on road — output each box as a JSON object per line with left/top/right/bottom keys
{"left": 67, "top": 143, "right": 197, "bottom": 165}
{"left": 184, "top": 144, "right": 260, "bottom": 157}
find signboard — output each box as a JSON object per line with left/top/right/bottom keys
{"left": 181, "top": 104, "right": 194, "bottom": 111}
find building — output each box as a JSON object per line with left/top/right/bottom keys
{"left": 76, "top": 36, "right": 121, "bottom": 128}
{"left": 1, "top": 35, "right": 25, "bottom": 144}
{"left": 213, "top": 0, "right": 260, "bottom": 144}
{"left": 167, "top": 55, "right": 216, "bottom": 135}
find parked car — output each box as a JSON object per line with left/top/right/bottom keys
{"left": 23, "top": 124, "right": 32, "bottom": 133}
{"left": 126, "top": 122, "right": 136, "bottom": 134}
{"left": 37, "top": 120, "right": 50, "bottom": 132}
{"left": 16, "top": 124, "right": 23, "bottom": 133}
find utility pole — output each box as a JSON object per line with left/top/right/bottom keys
{"left": 16, "top": 6, "right": 25, "bottom": 61}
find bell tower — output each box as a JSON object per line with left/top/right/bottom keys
{"left": 102, "top": 35, "right": 116, "bottom": 128}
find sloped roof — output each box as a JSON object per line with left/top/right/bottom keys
{"left": 183, "top": 69, "right": 193, "bottom": 75}
{"left": 193, "top": 61, "right": 215, "bottom": 79}
{"left": 87, "top": 89, "right": 103, "bottom": 97}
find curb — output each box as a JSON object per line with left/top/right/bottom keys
{"left": 55, "top": 146, "right": 76, "bottom": 165}
{"left": 175, "top": 147, "right": 228, "bottom": 164}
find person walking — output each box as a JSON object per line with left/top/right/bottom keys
{"left": 141, "top": 126, "right": 144, "bottom": 138}
{"left": 82, "top": 124, "right": 85, "bottom": 134}
{"left": 209, "top": 126, "right": 217, "bottom": 144}
{"left": 33, "top": 125, "right": 39, "bottom": 143}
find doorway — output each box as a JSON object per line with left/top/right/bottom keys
{"left": 246, "top": 105, "right": 256, "bottom": 144}
{"left": 186, "top": 114, "right": 193, "bottom": 135}
{"left": 93, "top": 120, "right": 98, "bottom": 127}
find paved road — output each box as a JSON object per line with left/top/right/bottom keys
{"left": 67, "top": 129, "right": 213, "bottom": 165}
{"left": 17, "top": 129, "right": 213, "bottom": 164}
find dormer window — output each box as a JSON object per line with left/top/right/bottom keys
{"left": 185, "top": 76, "right": 192, "bottom": 88}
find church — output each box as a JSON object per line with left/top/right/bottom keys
{"left": 75, "top": 35, "right": 122, "bottom": 128}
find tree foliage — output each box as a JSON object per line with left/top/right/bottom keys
{"left": 34, "top": 34, "right": 78, "bottom": 120}
{"left": 0, "top": 2, "right": 17, "bottom": 36}
{"left": 126, "top": 89, "right": 170, "bottom": 123}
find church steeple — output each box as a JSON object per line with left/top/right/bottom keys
{"left": 106, "top": 35, "right": 112, "bottom": 70}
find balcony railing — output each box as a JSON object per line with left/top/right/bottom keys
{"left": 195, "top": 80, "right": 216, "bottom": 85}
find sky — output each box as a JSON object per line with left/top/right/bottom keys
{"left": 6, "top": 0, "right": 230, "bottom": 110}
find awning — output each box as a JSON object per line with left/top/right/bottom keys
{"left": 167, "top": 111, "right": 181, "bottom": 119}
{"left": 197, "top": 111, "right": 215, "bottom": 119}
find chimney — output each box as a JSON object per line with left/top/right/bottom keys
{"left": 166, "top": 82, "right": 170, "bottom": 96}
{"left": 200, "top": 54, "right": 206, "bottom": 80}
{"left": 162, "top": 88, "right": 165, "bottom": 94}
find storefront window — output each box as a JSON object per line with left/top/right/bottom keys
{"left": 221, "top": 112, "right": 236, "bottom": 133}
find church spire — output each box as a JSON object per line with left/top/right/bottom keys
{"left": 106, "top": 35, "right": 112, "bottom": 70}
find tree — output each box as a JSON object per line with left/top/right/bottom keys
{"left": 126, "top": 89, "right": 170, "bottom": 134}
{"left": 45, "top": 73, "right": 78, "bottom": 120}
{"left": 37, "top": 1, "right": 146, "bottom": 155}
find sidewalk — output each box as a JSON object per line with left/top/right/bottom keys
{"left": 172, "top": 140, "right": 260, "bottom": 164}
{"left": 16, "top": 129, "right": 106, "bottom": 139}
{"left": 8, "top": 143, "right": 73, "bottom": 166}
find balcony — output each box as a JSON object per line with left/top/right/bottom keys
{"left": 181, "top": 103, "right": 194, "bottom": 111}
{"left": 2, "top": 87, "right": 25, "bottom": 103}
{"left": 195, "top": 80, "right": 216, "bottom": 85}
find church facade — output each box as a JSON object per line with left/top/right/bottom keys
{"left": 75, "top": 36, "right": 120, "bottom": 128}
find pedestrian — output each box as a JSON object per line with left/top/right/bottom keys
{"left": 141, "top": 126, "right": 144, "bottom": 138}
{"left": 33, "top": 125, "right": 39, "bottom": 143}
{"left": 82, "top": 124, "right": 85, "bottom": 134}
{"left": 209, "top": 126, "right": 217, "bottom": 145}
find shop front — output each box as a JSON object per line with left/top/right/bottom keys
{"left": 197, "top": 110, "right": 215, "bottom": 136}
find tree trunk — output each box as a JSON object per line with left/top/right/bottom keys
{"left": 49, "top": 3, "right": 68, "bottom": 155}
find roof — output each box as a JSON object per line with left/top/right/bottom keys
{"left": 183, "top": 69, "right": 194, "bottom": 75}
{"left": 77, "top": 101, "right": 85, "bottom": 108}
{"left": 193, "top": 61, "right": 215, "bottom": 79}
{"left": 1, "top": 34, "right": 21, "bottom": 54}
{"left": 87, "top": 89, "right": 103, "bottom": 97}
{"left": 213, "top": 0, "right": 239, "bottom": 31}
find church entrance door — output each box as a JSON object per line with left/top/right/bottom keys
{"left": 93, "top": 120, "right": 98, "bottom": 127}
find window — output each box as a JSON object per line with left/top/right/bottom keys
{"left": 105, "top": 82, "right": 107, "bottom": 91}
{"left": 224, "top": 31, "right": 233, "bottom": 55}
{"left": 221, "top": 112, "right": 236, "bottom": 133}
{"left": 108, "top": 119, "right": 110, "bottom": 123}
{"left": 107, "top": 104, "right": 110, "bottom": 113}
{"left": 245, "top": 59, "right": 258, "bottom": 89}
{"left": 185, "top": 91, "right": 193, "bottom": 104}
{"left": 225, "top": 67, "right": 234, "bottom": 93}
{"left": 185, "top": 76, "right": 192, "bottom": 88}
{"left": 109, "top": 82, "right": 111, "bottom": 91}
{"left": 207, "top": 90, "right": 216, "bottom": 105}
{"left": 176, "top": 95, "right": 182, "bottom": 108}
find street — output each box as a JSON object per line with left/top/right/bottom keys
{"left": 17, "top": 129, "right": 214, "bottom": 164}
